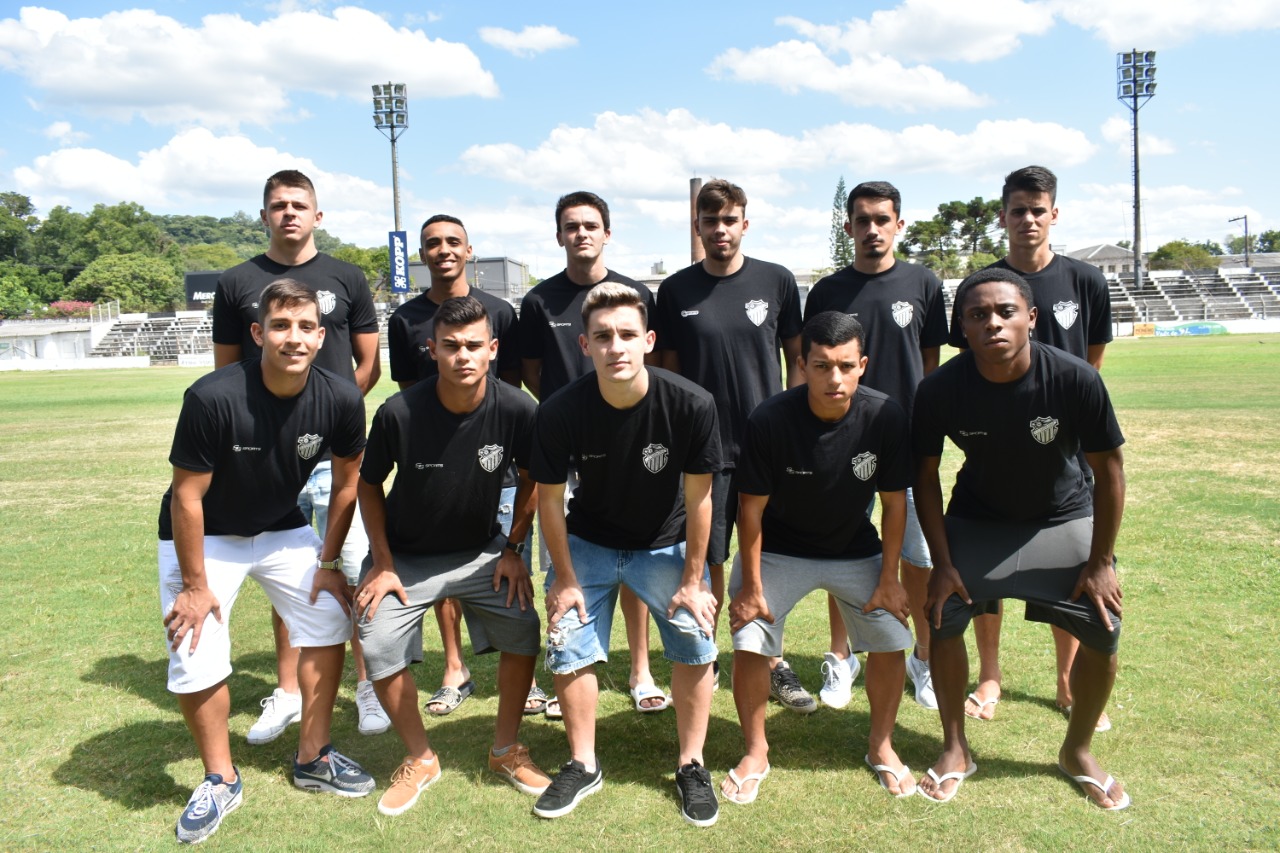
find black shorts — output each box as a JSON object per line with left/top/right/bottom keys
{"left": 708, "top": 468, "right": 738, "bottom": 567}
{"left": 934, "top": 516, "right": 1121, "bottom": 654}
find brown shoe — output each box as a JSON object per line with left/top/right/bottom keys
{"left": 489, "top": 743, "right": 551, "bottom": 795}
{"left": 377, "top": 755, "right": 441, "bottom": 816}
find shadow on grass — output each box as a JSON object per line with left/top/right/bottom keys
{"left": 83, "top": 652, "right": 302, "bottom": 718}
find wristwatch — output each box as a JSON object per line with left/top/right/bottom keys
{"left": 504, "top": 539, "right": 525, "bottom": 555}
{"left": 317, "top": 556, "right": 344, "bottom": 572}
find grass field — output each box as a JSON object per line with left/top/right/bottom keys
{"left": 1, "top": 334, "right": 1278, "bottom": 851}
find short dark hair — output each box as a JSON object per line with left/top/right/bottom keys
{"left": 953, "top": 266, "right": 1034, "bottom": 316}
{"left": 556, "top": 191, "right": 611, "bottom": 232}
{"left": 432, "top": 295, "right": 491, "bottom": 338}
{"left": 581, "top": 282, "right": 647, "bottom": 329}
{"left": 263, "top": 170, "right": 316, "bottom": 210}
{"left": 1001, "top": 165, "right": 1058, "bottom": 207}
{"left": 847, "top": 181, "right": 901, "bottom": 218}
{"left": 257, "top": 278, "right": 318, "bottom": 325}
{"left": 801, "top": 311, "right": 864, "bottom": 360}
{"left": 420, "top": 214, "right": 467, "bottom": 244}
{"left": 696, "top": 178, "right": 748, "bottom": 215}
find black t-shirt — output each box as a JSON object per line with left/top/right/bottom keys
{"left": 804, "top": 261, "right": 948, "bottom": 422}
{"left": 737, "top": 385, "right": 911, "bottom": 559}
{"left": 518, "top": 269, "right": 656, "bottom": 400}
{"left": 912, "top": 342, "right": 1124, "bottom": 524}
{"left": 653, "top": 257, "right": 802, "bottom": 463}
{"left": 386, "top": 288, "right": 519, "bottom": 384}
{"left": 361, "top": 377, "right": 537, "bottom": 554}
{"left": 212, "top": 253, "right": 378, "bottom": 384}
{"left": 158, "top": 361, "right": 367, "bottom": 540}
{"left": 530, "top": 367, "right": 721, "bottom": 550}
{"left": 949, "top": 255, "right": 1113, "bottom": 359}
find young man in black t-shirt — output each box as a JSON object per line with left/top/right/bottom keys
{"left": 653, "top": 178, "right": 805, "bottom": 707}
{"left": 211, "top": 170, "right": 387, "bottom": 741}
{"left": 354, "top": 296, "right": 549, "bottom": 816}
{"left": 947, "top": 166, "right": 1115, "bottom": 729}
{"left": 804, "top": 180, "right": 948, "bottom": 712}
{"left": 913, "top": 268, "right": 1128, "bottom": 810}
{"left": 518, "top": 191, "right": 665, "bottom": 715}
{"left": 724, "top": 312, "right": 916, "bottom": 804}
{"left": 530, "top": 283, "right": 722, "bottom": 827}
{"left": 161, "top": 281, "right": 375, "bottom": 844}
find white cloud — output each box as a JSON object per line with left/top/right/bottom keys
{"left": 42, "top": 120, "right": 88, "bottom": 146}
{"left": 1101, "top": 115, "right": 1175, "bottom": 156}
{"left": 0, "top": 6, "right": 498, "bottom": 130}
{"left": 1049, "top": 0, "right": 1280, "bottom": 48}
{"left": 1063, "top": 182, "right": 1251, "bottom": 250}
{"left": 478, "top": 24, "right": 577, "bottom": 57}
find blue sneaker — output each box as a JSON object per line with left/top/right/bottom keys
{"left": 293, "top": 744, "right": 375, "bottom": 797}
{"left": 175, "top": 769, "right": 242, "bottom": 844}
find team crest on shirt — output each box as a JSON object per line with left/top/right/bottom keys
{"left": 316, "top": 290, "right": 337, "bottom": 315}
{"left": 1030, "top": 416, "right": 1060, "bottom": 445}
{"left": 477, "top": 444, "right": 504, "bottom": 473}
{"left": 850, "top": 452, "right": 877, "bottom": 481}
{"left": 297, "top": 433, "right": 323, "bottom": 460}
{"left": 891, "top": 301, "right": 913, "bottom": 328}
{"left": 642, "top": 443, "right": 669, "bottom": 473}
{"left": 745, "top": 299, "right": 768, "bottom": 327}
{"left": 1053, "top": 300, "right": 1079, "bottom": 329}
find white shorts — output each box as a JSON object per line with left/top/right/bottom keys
{"left": 158, "top": 525, "right": 352, "bottom": 694}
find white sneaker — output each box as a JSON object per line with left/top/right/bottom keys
{"left": 247, "top": 688, "right": 302, "bottom": 744}
{"left": 819, "top": 652, "right": 859, "bottom": 709}
{"left": 905, "top": 652, "right": 938, "bottom": 710}
{"left": 356, "top": 680, "right": 391, "bottom": 736}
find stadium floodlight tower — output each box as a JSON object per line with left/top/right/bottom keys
{"left": 372, "top": 83, "right": 409, "bottom": 232}
{"left": 1117, "top": 50, "right": 1156, "bottom": 292}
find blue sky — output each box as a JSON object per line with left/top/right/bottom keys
{"left": 1, "top": 1, "right": 1276, "bottom": 279}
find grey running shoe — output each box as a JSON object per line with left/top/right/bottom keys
{"left": 293, "top": 744, "right": 375, "bottom": 797}
{"left": 770, "top": 660, "right": 817, "bottom": 714}
{"left": 175, "top": 769, "right": 242, "bottom": 844}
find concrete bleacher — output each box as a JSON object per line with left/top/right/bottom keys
{"left": 90, "top": 313, "right": 212, "bottom": 364}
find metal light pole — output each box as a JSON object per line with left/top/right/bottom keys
{"left": 372, "top": 83, "right": 408, "bottom": 232}
{"left": 1117, "top": 51, "right": 1156, "bottom": 291}
{"left": 1229, "top": 215, "right": 1251, "bottom": 269}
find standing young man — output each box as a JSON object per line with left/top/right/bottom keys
{"left": 385, "top": 214, "right": 533, "bottom": 716}
{"left": 518, "top": 191, "right": 666, "bottom": 714}
{"left": 915, "top": 267, "right": 1128, "bottom": 810}
{"left": 531, "top": 283, "right": 722, "bottom": 826}
{"left": 950, "top": 166, "right": 1114, "bottom": 728}
{"left": 724, "top": 311, "right": 916, "bottom": 804}
{"left": 162, "top": 281, "right": 375, "bottom": 844}
{"left": 805, "top": 180, "right": 948, "bottom": 711}
{"left": 211, "top": 170, "right": 388, "bottom": 741}
{"left": 653, "top": 179, "right": 805, "bottom": 709}
{"left": 355, "top": 296, "right": 550, "bottom": 816}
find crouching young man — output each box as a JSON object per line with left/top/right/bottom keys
{"left": 530, "top": 282, "right": 723, "bottom": 826}
{"left": 354, "top": 296, "right": 549, "bottom": 816}
{"left": 160, "top": 279, "right": 374, "bottom": 845}
{"left": 725, "top": 311, "right": 917, "bottom": 804}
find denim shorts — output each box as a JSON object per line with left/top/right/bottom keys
{"left": 543, "top": 534, "right": 718, "bottom": 673}
{"left": 866, "top": 487, "right": 932, "bottom": 569}
{"left": 297, "top": 459, "right": 369, "bottom": 585}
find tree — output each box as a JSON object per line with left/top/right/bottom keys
{"left": 966, "top": 252, "right": 999, "bottom": 275}
{"left": 182, "top": 243, "right": 242, "bottom": 272}
{"left": 900, "top": 196, "right": 1005, "bottom": 279}
{"left": 1257, "top": 230, "right": 1280, "bottom": 254}
{"left": 330, "top": 246, "right": 386, "bottom": 294}
{"left": 829, "top": 176, "right": 854, "bottom": 270}
{"left": 1193, "top": 239, "right": 1224, "bottom": 256}
{"left": 1149, "top": 239, "right": 1221, "bottom": 272}
{"left": 0, "top": 260, "right": 63, "bottom": 303}
{"left": 70, "top": 253, "right": 184, "bottom": 311}
{"left": 0, "top": 192, "right": 39, "bottom": 262}
{"left": 1226, "top": 234, "right": 1256, "bottom": 255}
{"left": 0, "top": 273, "right": 38, "bottom": 318}
{"left": 1116, "top": 239, "right": 1132, "bottom": 249}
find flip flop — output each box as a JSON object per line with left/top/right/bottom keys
{"left": 1057, "top": 703, "right": 1112, "bottom": 733}
{"left": 864, "top": 755, "right": 915, "bottom": 798}
{"left": 1057, "top": 764, "right": 1131, "bottom": 811}
{"left": 720, "top": 764, "right": 770, "bottom": 805}
{"left": 524, "top": 685, "right": 548, "bottom": 716}
{"left": 544, "top": 697, "right": 563, "bottom": 720}
{"left": 965, "top": 692, "right": 999, "bottom": 721}
{"left": 630, "top": 682, "right": 670, "bottom": 713}
{"left": 425, "top": 680, "right": 475, "bottom": 716}
{"left": 917, "top": 761, "right": 978, "bottom": 803}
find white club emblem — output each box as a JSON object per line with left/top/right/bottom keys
{"left": 316, "top": 290, "right": 337, "bottom": 315}
{"left": 477, "top": 444, "right": 504, "bottom": 473}
{"left": 642, "top": 443, "right": 669, "bottom": 473}
{"left": 891, "top": 301, "right": 913, "bottom": 328}
{"left": 745, "top": 299, "right": 768, "bottom": 327}
{"left": 850, "top": 452, "right": 877, "bottom": 481}
{"left": 1030, "top": 416, "right": 1060, "bottom": 445}
{"left": 296, "top": 433, "right": 323, "bottom": 460}
{"left": 1053, "top": 300, "right": 1078, "bottom": 329}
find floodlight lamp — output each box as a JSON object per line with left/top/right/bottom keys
{"left": 393, "top": 112, "right": 407, "bottom": 126}
{"left": 371, "top": 84, "right": 384, "bottom": 97}
{"left": 1119, "top": 83, "right": 1134, "bottom": 97}
{"left": 1120, "top": 67, "right": 1134, "bottom": 81}
{"left": 1145, "top": 82, "right": 1157, "bottom": 95}
{"left": 1144, "top": 51, "right": 1156, "bottom": 63}
{"left": 392, "top": 84, "right": 406, "bottom": 97}
{"left": 392, "top": 98, "right": 406, "bottom": 111}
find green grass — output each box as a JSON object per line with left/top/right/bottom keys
{"left": 1, "top": 334, "right": 1278, "bottom": 850}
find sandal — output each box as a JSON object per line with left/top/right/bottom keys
{"left": 524, "top": 685, "right": 548, "bottom": 716}
{"left": 425, "top": 680, "right": 475, "bottom": 716}
{"left": 720, "top": 764, "right": 769, "bottom": 805}
{"left": 630, "top": 682, "right": 670, "bottom": 713}
{"left": 964, "top": 692, "right": 999, "bottom": 721}
{"left": 544, "top": 697, "right": 563, "bottom": 720}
